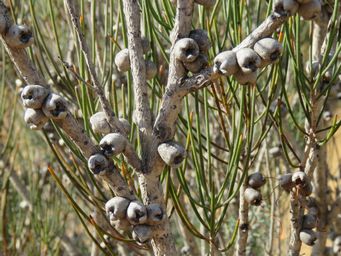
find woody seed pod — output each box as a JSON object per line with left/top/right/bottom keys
{"left": 158, "top": 141, "right": 186, "bottom": 168}
{"left": 333, "top": 236, "right": 341, "bottom": 254}
{"left": 21, "top": 85, "right": 49, "bottom": 109}
{"left": 244, "top": 187, "right": 262, "bottom": 206}
{"left": 88, "top": 153, "right": 109, "bottom": 174}
{"left": 183, "top": 53, "right": 208, "bottom": 73}
{"left": 253, "top": 38, "right": 282, "bottom": 67}
{"left": 145, "top": 60, "right": 157, "bottom": 80}
{"left": 298, "top": 0, "right": 321, "bottom": 20}
{"left": 189, "top": 29, "right": 211, "bottom": 52}
{"left": 127, "top": 201, "right": 147, "bottom": 225}
{"left": 234, "top": 69, "right": 258, "bottom": 85}
{"left": 247, "top": 172, "right": 266, "bottom": 189}
{"left": 132, "top": 225, "right": 153, "bottom": 243}
{"left": 105, "top": 197, "right": 131, "bottom": 222}
{"left": 194, "top": 0, "right": 216, "bottom": 8}
{"left": 299, "top": 181, "right": 313, "bottom": 196}
{"left": 299, "top": 229, "right": 317, "bottom": 246}
{"left": 173, "top": 38, "right": 200, "bottom": 63}
{"left": 24, "top": 108, "right": 48, "bottom": 130}
{"left": 115, "top": 49, "right": 130, "bottom": 72}
{"left": 236, "top": 48, "right": 261, "bottom": 74}
{"left": 292, "top": 171, "right": 307, "bottom": 185}
{"left": 282, "top": 0, "right": 299, "bottom": 16}
{"left": 42, "top": 93, "right": 68, "bottom": 119}
{"left": 5, "top": 24, "right": 33, "bottom": 48}
{"left": 146, "top": 204, "right": 165, "bottom": 225}
{"left": 213, "top": 51, "right": 239, "bottom": 76}
{"left": 302, "top": 214, "right": 317, "bottom": 229}
{"left": 278, "top": 173, "right": 295, "bottom": 192}
{"left": 90, "top": 112, "right": 111, "bottom": 134}
{"left": 99, "top": 133, "right": 127, "bottom": 157}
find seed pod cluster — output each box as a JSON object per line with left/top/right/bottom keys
{"left": 298, "top": 197, "right": 319, "bottom": 246}
{"left": 275, "top": 0, "right": 321, "bottom": 19}
{"left": 244, "top": 172, "right": 266, "bottom": 206}
{"left": 105, "top": 197, "right": 166, "bottom": 243}
{"left": 278, "top": 171, "right": 313, "bottom": 196}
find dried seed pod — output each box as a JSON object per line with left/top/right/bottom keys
{"left": 21, "top": 85, "right": 49, "bottom": 109}
{"left": 189, "top": 29, "right": 211, "bottom": 52}
{"left": 213, "top": 51, "right": 239, "bottom": 76}
{"left": 299, "top": 229, "right": 317, "bottom": 246}
{"left": 298, "top": 0, "right": 321, "bottom": 20}
{"left": 236, "top": 48, "right": 261, "bottom": 74}
{"left": 105, "top": 197, "right": 131, "bottom": 222}
{"left": 183, "top": 53, "right": 208, "bottom": 73}
{"left": 127, "top": 201, "right": 147, "bottom": 225}
{"left": 141, "top": 37, "right": 150, "bottom": 54}
{"left": 302, "top": 214, "right": 317, "bottom": 229}
{"left": 292, "top": 171, "right": 308, "bottom": 185}
{"left": 283, "top": 0, "right": 299, "bottom": 15}
{"left": 333, "top": 236, "right": 341, "bottom": 254}
{"left": 244, "top": 187, "right": 262, "bottom": 206}
{"left": 157, "top": 141, "right": 186, "bottom": 168}
{"left": 234, "top": 69, "right": 258, "bottom": 85}
{"left": 115, "top": 49, "right": 130, "bottom": 72}
{"left": 111, "top": 219, "right": 132, "bottom": 231}
{"left": 90, "top": 112, "right": 111, "bottom": 134}
{"left": 278, "top": 173, "right": 294, "bottom": 192}
{"left": 253, "top": 38, "right": 282, "bottom": 67}
{"left": 132, "top": 225, "right": 153, "bottom": 243}
{"left": 247, "top": 172, "right": 266, "bottom": 189}
{"left": 145, "top": 60, "right": 157, "bottom": 80}
{"left": 99, "top": 133, "right": 127, "bottom": 157}
{"left": 194, "top": 0, "right": 216, "bottom": 8}
{"left": 24, "top": 108, "right": 48, "bottom": 130}
{"left": 173, "top": 38, "right": 200, "bottom": 63}
{"left": 88, "top": 153, "right": 109, "bottom": 174}
{"left": 118, "top": 117, "right": 131, "bottom": 134}
{"left": 299, "top": 181, "right": 313, "bottom": 196}
{"left": 42, "top": 93, "right": 68, "bottom": 119}
{"left": 6, "top": 24, "right": 33, "bottom": 48}
{"left": 146, "top": 204, "right": 165, "bottom": 225}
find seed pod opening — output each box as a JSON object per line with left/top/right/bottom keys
{"left": 105, "top": 197, "right": 131, "bottom": 222}
{"left": 299, "top": 229, "right": 317, "bottom": 246}
{"left": 283, "top": 0, "right": 299, "bottom": 16}
{"left": 6, "top": 24, "right": 33, "bottom": 48}
{"left": 278, "top": 173, "right": 294, "bottom": 192}
{"left": 194, "top": 0, "right": 216, "bottom": 8}
{"left": 24, "top": 108, "right": 48, "bottom": 130}
{"left": 146, "top": 203, "right": 165, "bottom": 225}
{"left": 173, "top": 38, "right": 200, "bottom": 63}
{"left": 291, "top": 171, "right": 308, "bottom": 185}
{"left": 234, "top": 69, "right": 258, "bottom": 85}
{"left": 236, "top": 48, "right": 261, "bottom": 74}
{"left": 244, "top": 187, "right": 262, "bottom": 206}
{"left": 115, "top": 49, "right": 130, "bottom": 72}
{"left": 183, "top": 53, "right": 208, "bottom": 73}
{"left": 298, "top": 0, "right": 321, "bottom": 20}
{"left": 88, "top": 153, "right": 109, "bottom": 174}
{"left": 90, "top": 112, "right": 111, "bottom": 135}
{"left": 132, "top": 225, "right": 153, "bottom": 243}
{"left": 21, "top": 85, "right": 49, "bottom": 109}
{"left": 302, "top": 214, "right": 317, "bottom": 229}
{"left": 253, "top": 38, "right": 282, "bottom": 67}
{"left": 247, "top": 172, "right": 266, "bottom": 189}
{"left": 189, "top": 29, "right": 211, "bottom": 52}
{"left": 127, "top": 201, "right": 147, "bottom": 225}
{"left": 99, "top": 133, "right": 127, "bottom": 157}
{"left": 213, "top": 50, "right": 239, "bottom": 76}
{"left": 157, "top": 141, "right": 186, "bottom": 168}
{"left": 145, "top": 60, "right": 157, "bottom": 80}
{"left": 42, "top": 93, "right": 68, "bottom": 119}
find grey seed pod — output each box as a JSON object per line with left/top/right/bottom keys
{"left": 21, "top": 85, "right": 49, "bottom": 109}
{"left": 213, "top": 51, "right": 239, "bottom": 76}
{"left": 6, "top": 24, "right": 33, "bottom": 48}
{"left": 88, "top": 153, "right": 109, "bottom": 174}
{"left": 127, "top": 201, "right": 147, "bottom": 225}
{"left": 115, "top": 49, "right": 130, "bottom": 72}
{"left": 299, "top": 229, "right": 317, "bottom": 246}
{"left": 234, "top": 69, "right": 258, "bottom": 85}
{"left": 132, "top": 225, "right": 153, "bottom": 243}
{"left": 42, "top": 93, "right": 68, "bottom": 119}
{"left": 244, "top": 187, "right": 262, "bottom": 206}
{"left": 322, "top": 111, "right": 332, "bottom": 122}
{"left": 183, "top": 54, "right": 208, "bottom": 73}
{"left": 247, "top": 172, "right": 266, "bottom": 189}
{"left": 278, "top": 173, "right": 295, "bottom": 192}
{"left": 90, "top": 112, "right": 111, "bottom": 134}
{"left": 302, "top": 214, "right": 317, "bottom": 229}
{"left": 118, "top": 117, "right": 131, "bottom": 134}
{"left": 269, "top": 146, "right": 281, "bottom": 157}
{"left": 146, "top": 204, "right": 165, "bottom": 225}
{"left": 253, "top": 38, "right": 282, "bottom": 67}
{"left": 24, "top": 108, "right": 48, "bottom": 130}
{"left": 145, "top": 60, "right": 157, "bottom": 80}
{"left": 194, "top": 0, "right": 216, "bottom": 8}
{"left": 291, "top": 171, "right": 308, "bottom": 185}
{"left": 105, "top": 197, "right": 131, "bottom": 222}
{"left": 111, "top": 219, "right": 132, "bottom": 231}
{"left": 173, "top": 38, "right": 200, "bottom": 63}
{"left": 333, "top": 236, "right": 341, "bottom": 254}
{"left": 189, "top": 29, "right": 211, "bottom": 52}
{"left": 283, "top": 0, "right": 299, "bottom": 16}
{"left": 298, "top": 0, "right": 321, "bottom": 20}
{"left": 236, "top": 48, "right": 261, "bottom": 74}
{"left": 141, "top": 37, "right": 150, "bottom": 54}
{"left": 157, "top": 141, "right": 186, "bottom": 168}
{"left": 299, "top": 181, "right": 313, "bottom": 196}
{"left": 99, "top": 133, "right": 127, "bottom": 157}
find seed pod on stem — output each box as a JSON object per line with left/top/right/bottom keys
{"left": 115, "top": 49, "right": 130, "bottom": 72}
{"left": 5, "top": 24, "right": 33, "bottom": 48}
{"left": 24, "top": 108, "right": 48, "bottom": 130}
{"left": 253, "top": 38, "right": 282, "bottom": 67}
{"left": 299, "top": 229, "right": 317, "bottom": 246}
{"left": 173, "top": 38, "right": 200, "bottom": 63}
{"left": 132, "top": 225, "right": 153, "bottom": 243}
{"left": 247, "top": 172, "right": 266, "bottom": 189}
{"left": 90, "top": 112, "right": 111, "bottom": 135}
{"left": 145, "top": 60, "right": 157, "bottom": 80}
{"left": 299, "top": 181, "right": 313, "bottom": 197}
{"left": 146, "top": 203, "right": 165, "bottom": 225}
{"left": 157, "top": 141, "right": 186, "bottom": 168}
{"left": 291, "top": 171, "right": 308, "bottom": 185}
{"left": 244, "top": 187, "right": 262, "bottom": 206}
{"left": 88, "top": 153, "right": 109, "bottom": 174}
{"left": 42, "top": 93, "right": 68, "bottom": 119}
{"left": 189, "top": 29, "right": 211, "bottom": 52}
{"left": 99, "top": 133, "right": 127, "bottom": 157}
{"left": 279, "top": 173, "right": 295, "bottom": 192}
{"left": 236, "top": 48, "right": 261, "bottom": 74}
{"left": 302, "top": 214, "right": 317, "bottom": 229}
{"left": 105, "top": 197, "right": 131, "bottom": 222}
{"left": 282, "top": 0, "right": 299, "bottom": 16}
{"left": 21, "top": 85, "right": 49, "bottom": 109}
{"left": 127, "top": 201, "right": 147, "bottom": 225}
{"left": 298, "top": 0, "right": 321, "bottom": 20}
{"left": 213, "top": 50, "right": 239, "bottom": 76}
